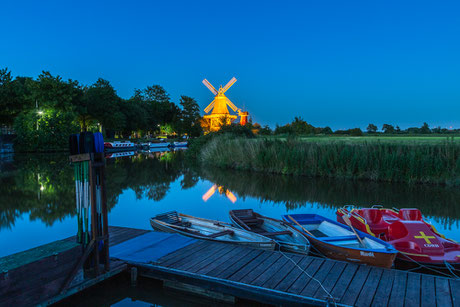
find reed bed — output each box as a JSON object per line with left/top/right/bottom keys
{"left": 199, "top": 136, "right": 460, "bottom": 186}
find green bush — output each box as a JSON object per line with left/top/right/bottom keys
{"left": 14, "top": 109, "right": 79, "bottom": 152}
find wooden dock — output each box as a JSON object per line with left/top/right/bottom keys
{"left": 1, "top": 226, "right": 459, "bottom": 306}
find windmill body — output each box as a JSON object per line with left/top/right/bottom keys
{"left": 202, "top": 77, "right": 245, "bottom": 132}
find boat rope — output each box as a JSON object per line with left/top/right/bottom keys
{"left": 276, "top": 243, "right": 337, "bottom": 306}
{"left": 444, "top": 261, "right": 460, "bottom": 279}
{"left": 399, "top": 252, "right": 460, "bottom": 279}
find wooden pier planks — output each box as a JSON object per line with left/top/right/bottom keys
{"left": 2, "top": 226, "right": 459, "bottom": 307}
{"left": 130, "top": 231, "right": 459, "bottom": 307}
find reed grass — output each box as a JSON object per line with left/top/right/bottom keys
{"left": 199, "top": 136, "right": 460, "bottom": 186}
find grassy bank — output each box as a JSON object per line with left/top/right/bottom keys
{"left": 198, "top": 136, "right": 460, "bottom": 186}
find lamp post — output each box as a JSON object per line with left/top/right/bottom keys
{"left": 36, "top": 100, "right": 43, "bottom": 130}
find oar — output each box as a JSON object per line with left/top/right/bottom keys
{"left": 287, "top": 215, "right": 316, "bottom": 237}
{"left": 342, "top": 214, "right": 366, "bottom": 248}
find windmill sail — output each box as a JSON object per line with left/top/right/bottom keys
{"left": 225, "top": 98, "right": 238, "bottom": 112}
{"left": 204, "top": 99, "right": 216, "bottom": 113}
{"left": 202, "top": 79, "right": 218, "bottom": 95}
{"left": 222, "top": 77, "right": 237, "bottom": 93}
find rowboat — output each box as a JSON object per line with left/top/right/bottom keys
{"left": 337, "top": 206, "right": 460, "bottom": 269}
{"left": 283, "top": 214, "right": 398, "bottom": 268}
{"left": 150, "top": 211, "right": 275, "bottom": 250}
{"left": 229, "top": 209, "right": 310, "bottom": 255}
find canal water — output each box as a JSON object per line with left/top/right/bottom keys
{"left": 1, "top": 150, "right": 460, "bottom": 304}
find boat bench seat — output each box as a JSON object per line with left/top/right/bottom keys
{"left": 259, "top": 230, "right": 292, "bottom": 237}
{"left": 321, "top": 235, "right": 359, "bottom": 242}
{"left": 207, "top": 230, "right": 234, "bottom": 238}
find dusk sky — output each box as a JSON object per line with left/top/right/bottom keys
{"left": 1, "top": 0, "right": 459, "bottom": 129}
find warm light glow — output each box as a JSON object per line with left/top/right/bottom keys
{"left": 40, "top": 185, "right": 45, "bottom": 191}
{"left": 38, "top": 111, "right": 43, "bottom": 115}
{"left": 202, "top": 185, "right": 217, "bottom": 202}
{"left": 202, "top": 184, "right": 237, "bottom": 203}
{"left": 225, "top": 190, "right": 237, "bottom": 203}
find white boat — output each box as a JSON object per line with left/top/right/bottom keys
{"left": 172, "top": 141, "right": 188, "bottom": 147}
{"left": 104, "top": 141, "right": 136, "bottom": 152}
{"left": 150, "top": 211, "right": 275, "bottom": 250}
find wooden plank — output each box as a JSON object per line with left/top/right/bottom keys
{"left": 212, "top": 249, "right": 265, "bottom": 279}
{"left": 172, "top": 243, "right": 230, "bottom": 271}
{"left": 195, "top": 246, "right": 248, "bottom": 275}
{"left": 370, "top": 269, "right": 395, "bottom": 307}
{"left": 404, "top": 272, "right": 421, "bottom": 307}
{"left": 340, "top": 265, "right": 371, "bottom": 306}
{"left": 206, "top": 248, "right": 261, "bottom": 278}
{"left": 300, "top": 259, "right": 335, "bottom": 298}
{"left": 312, "top": 261, "right": 346, "bottom": 300}
{"left": 226, "top": 251, "right": 273, "bottom": 282}
{"left": 329, "top": 263, "right": 359, "bottom": 301}
{"left": 436, "top": 277, "right": 453, "bottom": 306}
{"left": 286, "top": 258, "right": 324, "bottom": 294}
{"left": 237, "top": 253, "right": 282, "bottom": 284}
{"left": 421, "top": 274, "right": 436, "bottom": 307}
{"left": 354, "top": 267, "right": 383, "bottom": 307}
{"left": 450, "top": 278, "right": 460, "bottom": 307}
{"left": 274, "top": 257, "right": 313, "bottom": 292}
{"left": 250, "top": 254, "right": 290, "bottom": 287}
{"left": 387, "top": 270, "right": 408, "bottom": 307}
{"left": 186, "top": 245, "right": 240, "bottom": 273}
{"left": 261, "top": 254, "right": 303, "bottom": 289}
{"left": 157, "top": 241, "right": 210, "bottom": 267}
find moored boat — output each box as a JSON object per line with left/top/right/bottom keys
{"left": 172, "top": 141, "right": 188, "bottom": 147}
{"left": 337, "top": 206, "right": 460, "bottom": 268}
{"left": 283, "top": 214, "right": 398, "bottom": 268}
{"left": 104, "top": 141, "right": 136, "bottom": 152}
{"left": 150, "top": 211, "right": 275, "bottom": 250}
{"left": 229, "top": 209, "right": 310, "bottom": 255}
{"left": 141, "top": 141, "right": 170, "bottom": 149}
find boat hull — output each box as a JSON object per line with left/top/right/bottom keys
{"left": 306, "top": 235, "right": 396, "bottom": 268}
{"left": 150, "top": 213, "right": 275, "bottom": 251}
{"left": 283, "top": 214, "right": 397, "bottom": 268}
{"left": 229, "top": 210, "right": 310, "bottom": 255}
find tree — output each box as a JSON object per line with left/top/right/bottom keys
{"left": 84, "top": 78, "right": 125, "bottom": 134}
{"left": 321, "top": 127, "right": 333, "bottom": 134}
{"left": 420, "top": 122, "right": 431, "bottom": 134}
{"left": 0, "top": 68, "right": 34, "bottom": 126}
{"left": 382, "top": 124, "right": 395, "bottom": 134}
{"left": 366, "top": 123, "right": 378, "bottom": 133}
{"left": 178, "top": 95, "right": 202, "bottom": 137}
{"left": 134, "top": 85, "right": 181, "bottom": 131}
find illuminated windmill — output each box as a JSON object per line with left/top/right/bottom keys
{"left": 202, "top": 77, "right": 248, "bottom": 131}
{"left": 202, "top": 184, "right": 237, "bottom": 203}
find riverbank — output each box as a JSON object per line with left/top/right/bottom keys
{"left": 196, "top": 135, "right": 460, "bottom": 186}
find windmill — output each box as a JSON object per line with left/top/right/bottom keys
{"left": 202, "top": 77, "right": 248, "bottom": 131}
{"left": 202, "top": 184, "right": 237, "bottom": 203}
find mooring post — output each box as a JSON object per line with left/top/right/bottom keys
{"left": 131, "top": 267, "right": 138, "bottom": 286}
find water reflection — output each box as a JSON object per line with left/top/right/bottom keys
{"left": 0, "top": 151, "right": 459, "bottom": 236}
{"left": 198, "top": 167, "right": 460, "bottom": 229}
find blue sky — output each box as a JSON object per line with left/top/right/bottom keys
{"left": 1, "top": 0, "right": 459, "bottom": 129}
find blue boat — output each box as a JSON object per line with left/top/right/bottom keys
{"left": 282, "top": 214, "right": 398, "bottom": 268}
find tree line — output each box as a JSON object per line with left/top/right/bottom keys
{"left": 0, "top": 68, "right": 202, "bottom": 151}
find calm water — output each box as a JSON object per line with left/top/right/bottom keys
{"left": 1, "top": 150, "right": 460, "bottom": 303}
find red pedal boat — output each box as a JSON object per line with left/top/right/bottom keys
{"left": 336, "top": 206, "right": 460, "bottom": 268}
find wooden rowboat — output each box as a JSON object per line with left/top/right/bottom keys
{"left": 150, "top": 211, "right": 275, "bottom": 250}
{"left": 283, "top": 214, "right": 398, "bottom": 268}
{"left": 229, "top": 209, "right": 310, "bottom": 255}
